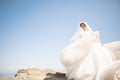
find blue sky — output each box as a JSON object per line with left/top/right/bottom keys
{"left": 0, "top": 0, "right": 120, "bottom": 73}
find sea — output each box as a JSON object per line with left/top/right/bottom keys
{"left": 0, "top": 73, "right": 15, "bottom": 78}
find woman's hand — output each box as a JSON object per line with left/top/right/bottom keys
{"left": 92, "top": 31, "right": 100, "bottom": 42}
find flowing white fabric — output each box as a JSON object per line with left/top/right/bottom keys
{"left": 70, "top": 22, "right": 93, "bottom": 43}
{"left": 60, "top": 22, "right": 120, "bottom": 80}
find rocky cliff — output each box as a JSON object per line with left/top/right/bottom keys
{"left": 0, "top": 68, "right": 120, "bottom": 80}
{"left": 0, "top": 68, "right": 67, "bottom": 80}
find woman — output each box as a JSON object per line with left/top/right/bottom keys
{"left": 60, "top": 22, "right": 120, "bottom": 80}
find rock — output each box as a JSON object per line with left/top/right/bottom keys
{"left": 0, "top": 68, "right": 120, "bottom": 80}
{"left": 0, "top": 68, "right": 67, "bottom": 80}
{"left": 116, "top": 69, "right": 120, "bottom": 79}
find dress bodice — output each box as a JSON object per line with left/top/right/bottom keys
{"left": 80, "top": 31, "right": 92, "bottom": 38}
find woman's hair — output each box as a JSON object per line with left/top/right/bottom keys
{"left": 80, "top": 23, "right": 86, "bottom": 27}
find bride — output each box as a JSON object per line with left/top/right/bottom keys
{"left": 60, "top": 22, "right": 120, "bottom": 80}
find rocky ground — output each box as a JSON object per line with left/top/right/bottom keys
{"left": 0, "top": 68, "right": 120, "bottom": 80}
{"left": 0, "top": 68, "right": 67, "bottom": 80}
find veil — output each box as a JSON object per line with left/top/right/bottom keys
{"left": 70, "top": 22, "right": 93, "bottom": 43}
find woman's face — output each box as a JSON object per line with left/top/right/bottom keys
{"left": 80, "top": 23, "right": 87, "bottom": 31}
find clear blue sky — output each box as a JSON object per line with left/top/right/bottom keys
{"left": 0, "top": 0, "right": 120, "bottom": 73}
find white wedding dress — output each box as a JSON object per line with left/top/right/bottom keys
{"left": 60, "top": 22, "right": 120, "bottom": 80}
